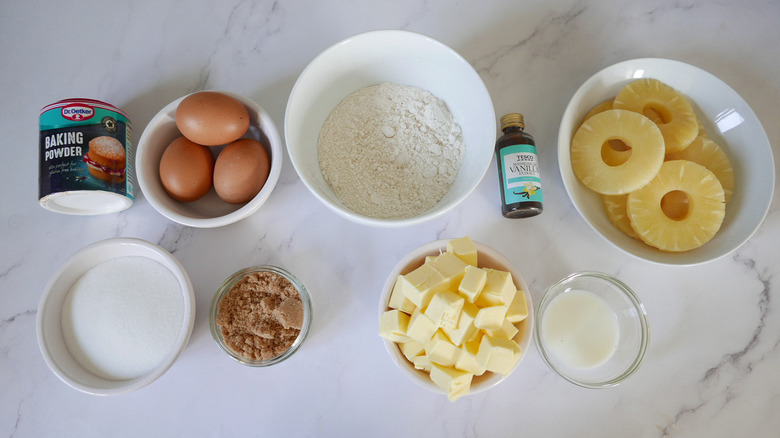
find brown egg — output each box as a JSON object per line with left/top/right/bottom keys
{"left": 213, "top": 138, "right": 271, "bottom": 204}
{"left": 175, "top": 91, "right": 250, "bottom": 146}
{"left": 159, "top": 136, "right": 215, "bottom": 202}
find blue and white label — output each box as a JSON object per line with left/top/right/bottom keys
{"left": 500, "top": 143, "right": 542, "bottom": 204}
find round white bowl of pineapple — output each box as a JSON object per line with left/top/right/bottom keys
{"left": 559, "top": 58, "right": 774, "bottom": 266}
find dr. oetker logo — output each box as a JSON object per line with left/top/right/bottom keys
{"left": 61, "top": 104, "right": 95, "bottom": 121}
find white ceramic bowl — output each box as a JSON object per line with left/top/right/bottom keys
{"left": 36, "top": 238, "right": 195, "bottom": 396}
{"left": 136, "top": 91, "right": 282, "bottom": 228}
{"left": 379, "top": 239, "right": 533, "bottom": 398}
{"left": 285, "top": 30, "right": 496, "bottom": 227}
{"left": 558, "top": 58, "right": 775, "bottom": 266}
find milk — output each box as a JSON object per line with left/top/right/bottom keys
{"left": 541, "top": 289, "right": 619, "bottom": 369}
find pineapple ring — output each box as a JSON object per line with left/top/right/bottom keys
{"left": 582, "top": 99, "right": 632, "bottom": 166}
{"left": 583, "top": 99, "right": 614, "bottom": 122}
{"left": 627, "top": 160, "right": 725, "bottom": 252}
{"left": 613, "top": 78, "right": 699, "bottom": 154}
{"left": 602, "top": 194, "right": 638, "bottom": 239}
{"left": 666, "top": 135, "right": 735, "bottom": 203}
{"left": 571, "top": 109, "right": 665, "bottom": 195}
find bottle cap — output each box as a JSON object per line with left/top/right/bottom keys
{"left": 500, "top": 113, "right": 525, "bottom": 130}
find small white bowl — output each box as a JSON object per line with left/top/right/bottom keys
{"left": 136, "top": 91, "right": 282, "bottom": 228}
{"left": 379, "top": 239, "right": 533, "bottom": 398}
{"left": 36, "top": 238, "right": 195, "bottom": 396}
{"left": 285, "top": 30, "right": 496, "bottom": 227}
{"left": 558, "top": 58, "right": 775, "bottom": 266}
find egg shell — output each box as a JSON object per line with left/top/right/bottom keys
{"left": 175, "top": 91, "right": 250, "bottom": 146}
{"left": 159, "top": 136, "right": 215, "bottom": 202}
{"left": 214, "top": 138, "right": 271, "bottom": 204}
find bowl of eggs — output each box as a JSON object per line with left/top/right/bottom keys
{"left": 285, "top": 30, "right": 495, "bottom": 227}
{"left": 558, "top": 58, "right": 775, "bottom": 266}
{"left": 136, "top": 90, "right": 282, "bottom": 228}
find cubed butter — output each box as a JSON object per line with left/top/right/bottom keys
{"left": 430, "top": 363, "right": 473, "bottom": 402}
{"left": 388, "top": 275, "right": 417, "bottom": 315}
{"left": 485, "top": 318, "right": 519, "bottom": 340}
{"left": 424, "top": 290, "right": 465, "bottom": 329}
{"left": 455, "top": 340, "right": 486, "bottom": 375}
{"left": 446, "top": 236, "right": 478, "bottom": 266}
{"left": 400, "top": 263, "right": 445, "bottom": 309}
{"left": 476, "top": 335, "right": 522, "bottom": 375}
{"left": 475, "top": 269, "right": 516, "bottom": 307}
{"left": 506, "top": 289, "right": 529, "bottom": 323}
{"left": 413, "top": 354, "right": 433, "bottom": 372}
{"left": 379, "top": 310, "right": 412, "bottom": 343}
{"left": 429, "top": 252, "right": 469, "bottom": 285}
{"left": 407, "top": 307, "right": 438, "bottom": 344}
{"left": 469, "top": 329, "right": 485, "bottom": 345}
{"left": 442, "top": 303, "right": 478, "bottom": 347}
{"left": 474, "top": 305, "right": 509, "bottom": 331}
{"left": 425, "top": 329, "right": 460, "bottom": 367}
{"left": 458, "top": 265, "right": 487, "bottom": 303}
{"left": 399, "top": 341, "right": 425, "bottom": 362}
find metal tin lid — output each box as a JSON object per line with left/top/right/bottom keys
{"left": 39, "top": 190, "right": 133, "bottom": 215}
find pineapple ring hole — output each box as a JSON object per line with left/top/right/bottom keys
{"left": 601, "top": 139, "right": 632, "bottom": 166}
{"left": 661, "top": 190, "right": 691, "bottom": 221}
{"left": 642, "top": 103, "right": 672, "bottom": 124}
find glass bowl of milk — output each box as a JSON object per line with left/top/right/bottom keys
{"left": 535, "top": 271, "right": 649, "bottom": 388}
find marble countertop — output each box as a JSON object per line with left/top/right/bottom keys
{"left": 2, "top": 1, "right": 779, "bottom": 436}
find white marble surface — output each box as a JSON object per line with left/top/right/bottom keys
{"left": 2, "top": 0, "right": 779, "bottom": 436}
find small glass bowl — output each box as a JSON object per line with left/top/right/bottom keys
{"left": 210, "top": 265, "right": 312, "bottom": 366}
{"left": 535, "top": 271, "right": 649, "bottom": 388}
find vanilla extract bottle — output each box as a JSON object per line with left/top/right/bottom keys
{"left": 495, "top": 113, "right": 543, "bottom": 218}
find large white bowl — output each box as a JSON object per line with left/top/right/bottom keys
{"left": 558, "top": 58, "right": 775, "bottom": 266}
{"left": 285, "top": 30, "right": 496, "bottom": 227}
{"left": 136, "top": 91, "right": 282, "bottom": 228}
{"left": 379, "top": 239, "right": 533, "bottom": 398}
{"left": 36, "top": 238, "right": 195, "bottom": 396}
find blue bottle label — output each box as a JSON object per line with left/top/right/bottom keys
{"left": 500, "top": 143, "right": 542, "bottom": 204}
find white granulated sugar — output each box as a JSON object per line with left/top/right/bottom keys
{"left": 318, "top": 82, "right": 465, "bottom": 219}
{"left": 61, "top": 256, "right": 184, "bottom": 380}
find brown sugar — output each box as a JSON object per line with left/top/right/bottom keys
{"left": 217, "top": 270, "right": 304, "bottom": 361}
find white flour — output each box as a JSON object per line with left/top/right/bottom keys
{"left": 61, "top": 256, "right": 184, "bottom": 380}
{"left": 318, "top": 82, "right": 465, "bottom": 219}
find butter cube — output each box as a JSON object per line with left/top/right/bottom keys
{"left": 475, "top": 269, "right": 516, "bottom": 307}
{"left": 476, "top": 335, "right": 522, "bottom": 375}
{"left": 506, "top": 289, "right": 529, "bottom": 323}
{"left": 424, "top": 290, "right": 465, "bottom": 329}
{"left": 469, "top": 329, "right": 485, "bottom": 345}
{"left": 446, "top": 236, "right": 478, "bottom": 266}
{"left": 430, "top": 363, "right": 473, "bottom": 402}
{"left": 407, "top": 307, "right": 438, "bottom": 344}
{"left": 400, "top": 263, "right": 445, "bottom": 309}
{"left": 429, "top": 252, "right": 469, "bottom": 285}
{"left": 413, "top": 354, "right": 433, "bottom": 372}
{"left": 474, "top": 305, "right": 509, "bottom": 331}
{"left": 455, "top": 340, "right": 486, "bottom": 375}
{"left": 379, "top": 310, "right": 412, "bottom": 343}
{"left": 485, "top": 319, "right": 519, "bottom": 340}
{"left": 425, "top": 329, "right": 460, "bottom": 367}
{"left": 399, "top": 341, "right": 425, "bottom": 362}
{"left": 388, "top": 275, "right": 416, "bottom": 315}
{"left": 458, "top": 265, "right": 487, "bottom": 303}
{"left": 442, "top": 303, "right": 478, "bottom": 347}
